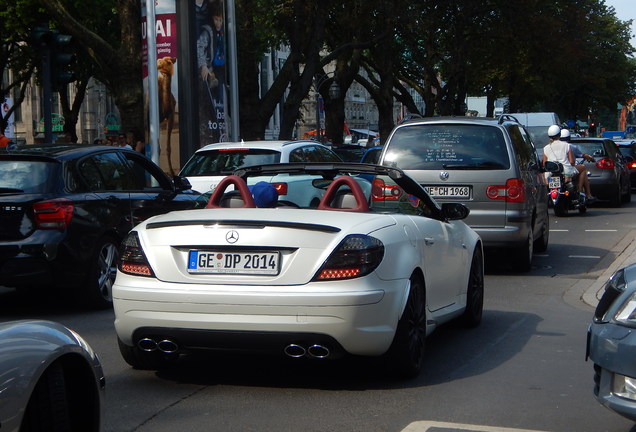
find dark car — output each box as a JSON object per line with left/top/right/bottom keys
{"left": 360, "top": 146, "right": 383, "bottom": 164}
{"left": 379, "top": 115, "right": 549, "bottom": 272}
{"left": 330, "top": 144, "right": 366, "bottom": 162}
{"left": 570, "top": 138, "right": 631, "bottom": 206}
{"left": 0, "top": 145, "right": 205, "bottom": 308}
{"left": 588, "top": 263, "right": 636, "bottom": 422}
{"left": 615, "top": 139, "right": 636, "bottom": 191}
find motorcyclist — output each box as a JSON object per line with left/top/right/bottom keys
{"left": 560, "top": 129, "right": 596, "bottom": 201}
{"left": 542, "top": 124, "right": 588, "bottom": 197}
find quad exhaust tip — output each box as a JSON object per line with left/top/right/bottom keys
{"left": 137, "top": 338, "right": 179, "bottom": 354}
{"left": 284, "top": 343, "right": 330, "bottom": 359}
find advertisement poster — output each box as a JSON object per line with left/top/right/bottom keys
{"left": 194, "top": 0, "right": 228, "bottom": 145}
{"left": 141, "top": 0, "right": 179, "bottom": 174}
{"left": 2, "top": 97, "right": 15, "bottom": 139}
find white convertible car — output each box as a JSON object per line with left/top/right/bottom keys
{"left": 113, "top": 163, "right": 483, "bottom": 378}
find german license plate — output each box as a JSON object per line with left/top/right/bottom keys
{"left": 187, "top": 250, "right": 280, "bottom": 275}
{"left": 548, "top": 177, "right": 561, "bottom": 189}
{"left": 423, "top": 185, "right": 471, "bottom": 198}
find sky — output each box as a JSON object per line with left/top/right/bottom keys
{"left": 604, "top": 0, "right": 636, "bottom": 51}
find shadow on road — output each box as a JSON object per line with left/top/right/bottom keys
{"left": 148, "top": 309, "right": 540, "bottom": 391}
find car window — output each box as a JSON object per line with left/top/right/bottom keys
{"left": 300, "top": 145, "right": 327, "bottom": 162}
{"left": 0, "top": 160, "right": 55, "bottom": 193}
{"left": 315, "top": 145, "right": 343, "bottom": 162}
{"left": 576, "top": 143, "right": 606, "bottom": 157}
{"left": 180, "top": 149, "right": 281, "bottom": 176}
{"left": 121, "top": 152, "right": 170, "bottom": 190}
{"left": 78, "top": 152, "right": 136, "bottom": 191}
{"left": 384, "top": 124, "right": 510, "bottom": 170}
{"left": 508, "top": 125, "right": 536, "bottom": 166}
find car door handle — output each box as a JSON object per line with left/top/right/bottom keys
{"left": 424, "top": 237, "right": 435, "bottom": 245}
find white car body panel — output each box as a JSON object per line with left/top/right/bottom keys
{"left": 114, "top": 206, "right": 478, "bottom": 357}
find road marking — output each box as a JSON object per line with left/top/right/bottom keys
{"left": 569, "top": 255, "right": 601, "bottom": 259}
{"left": 401, "top": 421, "right": 550, "bottom": 432}
{"left": 585, "top": 229, "right": 617, "bottom": 232}
{"left": 549, "top": 229, "right": 569, "bottom": 232}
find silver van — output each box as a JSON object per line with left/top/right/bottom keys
{"left": 379, "top": 116, "right": 549, "bottom": 271}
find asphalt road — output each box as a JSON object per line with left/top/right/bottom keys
{"left": 2, "top": 199, "right": 636, "bottom": 432}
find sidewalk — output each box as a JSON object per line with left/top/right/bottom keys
{"left": 581, "top": 229, "right": 636, "bottom": 307}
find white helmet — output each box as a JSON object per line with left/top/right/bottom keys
{"left": 548, "top": 125, "right": 561, "bottom": 138}
{"left": 560, "top": 129, "right": 571, "bottom": 139}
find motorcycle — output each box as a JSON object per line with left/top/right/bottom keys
{"left": 544, "top": 160, "right": 587, "bottom": 216}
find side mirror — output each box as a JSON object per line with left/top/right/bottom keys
{"left": 441, "top": 202, "right": 470, "bottom": 220}
{"left": 173, "top": 175, "right": 192, "bottom": 191}
{"left": 543, "top": 161, "right": 562, "bottom": 173}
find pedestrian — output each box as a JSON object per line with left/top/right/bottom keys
{"left": 0, "top": 132, "right": 11, "bottom": 148}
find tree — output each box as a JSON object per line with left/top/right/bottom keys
{"left": 36, "top": 0, "right": 145, "bottom": 138}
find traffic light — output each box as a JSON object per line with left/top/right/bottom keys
{"left": 589, "top": 122, "right": 597, "bottom": 137}
{"left": 50, "top": 32, "right": 76, "bottom": 90}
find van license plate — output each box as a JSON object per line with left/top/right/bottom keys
{"left": 423, "top": 185, "right": 471, "bottom": 198}
{"left": 187, "top": 250, "right": 280, "bottom": 275}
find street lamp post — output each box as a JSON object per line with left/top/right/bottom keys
{"left": 314, "top": 73, "right": 340, "bottom": 143}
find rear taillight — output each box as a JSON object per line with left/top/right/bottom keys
{"left": 313, "top": 234, "right": 384, "bottom": 281}
{"left": 119, "top": 231, "right": 155, "bottom": 277}
{"left": 371, "top": 178, "right": 401, "bottom": 201}
{"left": 33, "top": 199, "right": 74, "bottom": 229}
{"left": 486, "top": 178, "right": 526, "bottom": 203}
{"left": 596, "top": 158, "right": 615, "bottom": 169}
{"left": 629, "top": 161, "right": 636, "bottom": 170}
{"left": 271, "top": 182, "right": 288, "bottom": 195}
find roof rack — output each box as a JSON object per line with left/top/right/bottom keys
{"left": 498, "top": 114, "right": 520, "bottom": 124}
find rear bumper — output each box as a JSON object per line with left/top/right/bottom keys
{"left": 113, "top": 273, "right": 410, "bottom": 357}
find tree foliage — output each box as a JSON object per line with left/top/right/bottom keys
{"left": 1, "top": 0, "right": 634, "bottom": 142}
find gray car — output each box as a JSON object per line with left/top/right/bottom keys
{"left": 588, "top": 263, "right": 636, "bottom": 422}
{"left": 570, "top": 137, "right": 631, "bottom": 206}
{"left": 0, "top": 320, "right": 104, "bottom": 431}
{"left": 379, "top": 115, "right": 549, "bottom": 271}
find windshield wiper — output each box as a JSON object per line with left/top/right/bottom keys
{"left": 0, "top": 187, "right": 25, "bottom": 193}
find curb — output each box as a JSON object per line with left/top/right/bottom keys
{"left": 581, "top": 229, "right": 636, "bottom": 307}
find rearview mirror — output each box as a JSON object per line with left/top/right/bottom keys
{"left": 441, "top": 202, "right": 470, "bottom": 220}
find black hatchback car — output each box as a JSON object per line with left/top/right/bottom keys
{"left": 0, "top": 145, "right": 205, "bottom": 308}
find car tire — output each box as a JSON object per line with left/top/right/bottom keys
{"left": 554, "top": 199, "right": 568, "bottom": 217}
{"left": 512, "top": 229, "right": 533, "bottom": 272}
{"left": 82, "top": 237, "right": 119, "bottom": 309}
{"left": 386, "top": 273, "right": 426, "bottom": 379}
{"left": 21, "top": 361, "right": 72, "bottom": 432}
{"left": 622, "top": 183, "right": 632, "bottom": 203}
{"left": 459, "top": 246, "right": 484, "bottom": 328}
{"left": 118, "top": 337, "right": 178, "bottom": 370}
{"left": 533, "top": 210, "right": 549, "bottom": 253}
{"left": 610, "top": 184, "right": 622, "bottom": 207}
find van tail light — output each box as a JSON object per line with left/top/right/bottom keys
{"left": 313, "top": 234, "right": 384, "bottom": 281}
{"left": 271, "top": 182, "right": 288, "bottom": 195}
{"left": 596, "top": 158, "right": 615, "bottom": 169}
{"left": 119, "top": 231, "right": 155, "bottom": 277}
{"left": 486, "top": 178, "right": 526, "bottom": 203}
{"left": 33, "top": 198, "right": 74, "bottom": 229}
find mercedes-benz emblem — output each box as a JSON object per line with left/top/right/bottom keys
{"left": 226, "top": 230, "right": 239, "bottom": 244}
{"left": 439, "top": 171, "right": 450, "bottom": 181}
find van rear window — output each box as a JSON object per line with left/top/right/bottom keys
{"left": 384, "top": 124, "right": 510, "bottom": 170}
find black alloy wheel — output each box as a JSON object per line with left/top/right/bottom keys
{"left": 386, "top": 273, "right": 427, "bottom": 379}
